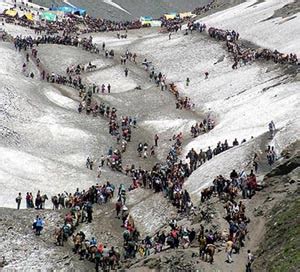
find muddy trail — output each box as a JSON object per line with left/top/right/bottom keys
{"left": 128, "top": 137, "right": 299, "bottom": 272}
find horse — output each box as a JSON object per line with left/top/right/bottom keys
{"left": 201, "top": 186, "right": 214, "bottom": 202}
{"left": 208, "top": 27, "right": 216, "bottom": 38}
{"left": 205, "top": 244, "right": 216, "bottom": 264}
{"left": 54, "top": 227, "right": 64, "bottom": 246}
{"left": 109, "top": 250, "right": 121, "bottom": 270}
{"left": 169, "top": 83, "right": 179, "bottom": 98}
{"left": 87, "top": 244, "right": 98, "bottom": 261}
{"left": 86, "top": 64, "right": 97, "bottom": 72}
{"left": 51, "top": 196, "right": 59, "bottom": 210}
{"left": 41, "top": 194, "right": 48, "bottom": 209}
{"left": 73, "top": 233, "right": 84, "bottom": 253}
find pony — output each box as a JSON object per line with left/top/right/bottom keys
{"left": 51, "top": 196, "right": 59, "bottom": 210}
{"left": 201, "top": 186, "right": 214, "bottom": 202}
{"left": 41, "top": 194, "right": 48, "bottom": 209}
{"left": 205, "top": 244, "right": 216, "bottom": 264}
{"left": 87, "top": 244, "right": 98, "bottom": 261}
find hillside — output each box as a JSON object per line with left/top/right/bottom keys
{"left": 32, "top": 0, "right": 211, "bottom": 20}
{"left": 0, "top": 0, "right": 299, "bottom": 271}
{"left": 253, "top": 142, "right": 300, "bottom": 272}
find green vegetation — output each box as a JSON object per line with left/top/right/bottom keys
{"left": 261, "top": 192, "right": 300, "bottom": 272}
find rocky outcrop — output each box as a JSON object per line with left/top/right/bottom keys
{"left": 265, "top": 152, "right": 299, "bottom": 178}
{"left": 130, "top": 191, "right": 176, "bottom": 237}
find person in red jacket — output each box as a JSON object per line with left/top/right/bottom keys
{"left": 247, "top": 170, "right": 257, "bottom": 198}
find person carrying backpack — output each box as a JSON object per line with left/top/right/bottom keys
{"left": 34, "top": 216, "right": 45, "bottom": 235}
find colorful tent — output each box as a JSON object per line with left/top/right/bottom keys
{"left": 179, "top": 12, "right": 192, "bottom": 19}
{"left": 73, "top": 8, "right": 86, "bottom": 16}
{"left": 24, "top": 12, "right": 34, "bottom": 21}
{"left": 5, "top": 9, "right": 17, "bottom": 17}
{"left": 141, "top": 20, "right": 162, "bottom": 27}
{"left": 164, "top": 14, "right": 176, "bottom": 20}
{"left": 41, "top": 11, "right": 57, "bottom": 22}
{"left": 56, "top": 6, "right": 74, "bottom": 13}
{"left": 141, "top": 20, "right": 152, "bottom": 26}
{"left": 140, "top": 16, "right": 153, "bottom": 22}
{"left": 149, "top": 20, "right": 162, "bottom": 27}
{"left": 50, "top": 10, "right": 64, "bottom": 17}
{"left": 50, "top": 6, "right": 86, "bottom": 16}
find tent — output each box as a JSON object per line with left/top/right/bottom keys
{"left": 41, "top": 11, "right": 57, "bottom": 22}
{"left": 164, "top": 14, "right": 176, "bottom": 20}
{"left": 73, "top": 8, "right": 86, "bottom": 16}
{"left": 51, "top": 6, "right": 86, "bottom": 16}
{"left": 141, "top": 20, "right": 151, "bottom": 26}
{"left": 141, "top": 20, "right": 162, "bottom": 27}
{"left": 56, "top": 6, "right": 74, "bottom": 14}
{"left": 140, "top": 16, "right": 153, "bottom": 22}
{"left": 149, "top": 20, "right": 162, "bottom": 27}
{"left": 179, "top": 12, "right": 192, "bottom": 19}
{"left": 50, "top": 10, "right": 64, "bottom": 17}
{"left": 5, "top": 9, "right": 17, "bottom": 17}
{"left": 24, "top": 12, "right": 34, "bottom": 21}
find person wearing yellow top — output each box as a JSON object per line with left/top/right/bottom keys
{"left": 225, "top": 239, "right": 233, "bottom": 263}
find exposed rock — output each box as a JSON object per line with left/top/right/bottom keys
{"left": 265, "top": 154, "right": 299, "bottom": 178}
{"left": 130, "top": 193, "right": 176, "bottom": 237}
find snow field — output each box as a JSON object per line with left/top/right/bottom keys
{"left": 0, "top": 43, "right": 113, "bottom": 208}
{"left": 201, "top": 0, "right": 300, "bottom": 55}
{"left": 86, "top": 66, "right": 138, "bottom": 93}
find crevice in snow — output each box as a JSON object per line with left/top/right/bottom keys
{"left": 102, "top": 0, "right": 131, "bottom": 15}
{"left": 63, "top": 0, "right": 77, "bottom": 9}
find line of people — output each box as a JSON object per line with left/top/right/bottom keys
{"left": 186, "top": 137, "right": 247, "bottom": 172}
{"left": 146, "top": 65, "right": 195, "bottom": 110}
{"left": 15, "top": 190, "right": 48, "bottom": 210}
{"left": 190, "top": 117, "right": 215, "bottom": 138}
{"left": 206, "top": 26, "right": 298, "bottom": 68}
{"left": 200, "top": 168, "right": 257, "bottom": 270}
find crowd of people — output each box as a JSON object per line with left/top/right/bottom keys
{"left": 1, "top": 4, "right": 142, "bottom": 36}
{"left": 206, "top": 26, "right": 298, "bottom": 68}
{"left": 16, "top": 33, "right": 264, "bottom": 268}
{"left": 145, "top": 64, "right": 195, "bottom": 110}
{"left": 192, "top": 0, "right": 216, "bottom": 15}
{"left": 5, "top": 5, "right": 285, "bottom": 271}
{"left": 190, "top": 117, "right": 215, "bottom": 138}
{"left": 49, "top": 184, "right": 132, "bottom": 270}
{"left": 15, "top": 190, "right": 48, "bottom": 211}
{"left": 199, "top": 168, "right": 257, "bottom": 269}
{"left": 186, "top": 137, "right": 248, "bottom": 172}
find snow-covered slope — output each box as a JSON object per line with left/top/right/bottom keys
{"left": 201, "top": 0, "right": 300, "bottom": 55}
{"left": 118, "top": 1, "right": 300, "bottom": 202}
{"left": 1, "top": 0, "right": 299, "bottom": 217}
{"left": 0, "top": 42, "right": 117, "bottom": 208}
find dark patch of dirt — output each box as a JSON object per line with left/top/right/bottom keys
{"left": 247, "top": 0, "right": 265, "bottom": 8}
{"left": 261, "top": 0, "right": 300, "bottom": 21}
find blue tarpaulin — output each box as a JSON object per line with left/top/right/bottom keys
{"left": 50, "top": 6, "right": 86, "bottom": 16}
{"left": 140, "top": 16, "right": 153, "bottom": 21}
